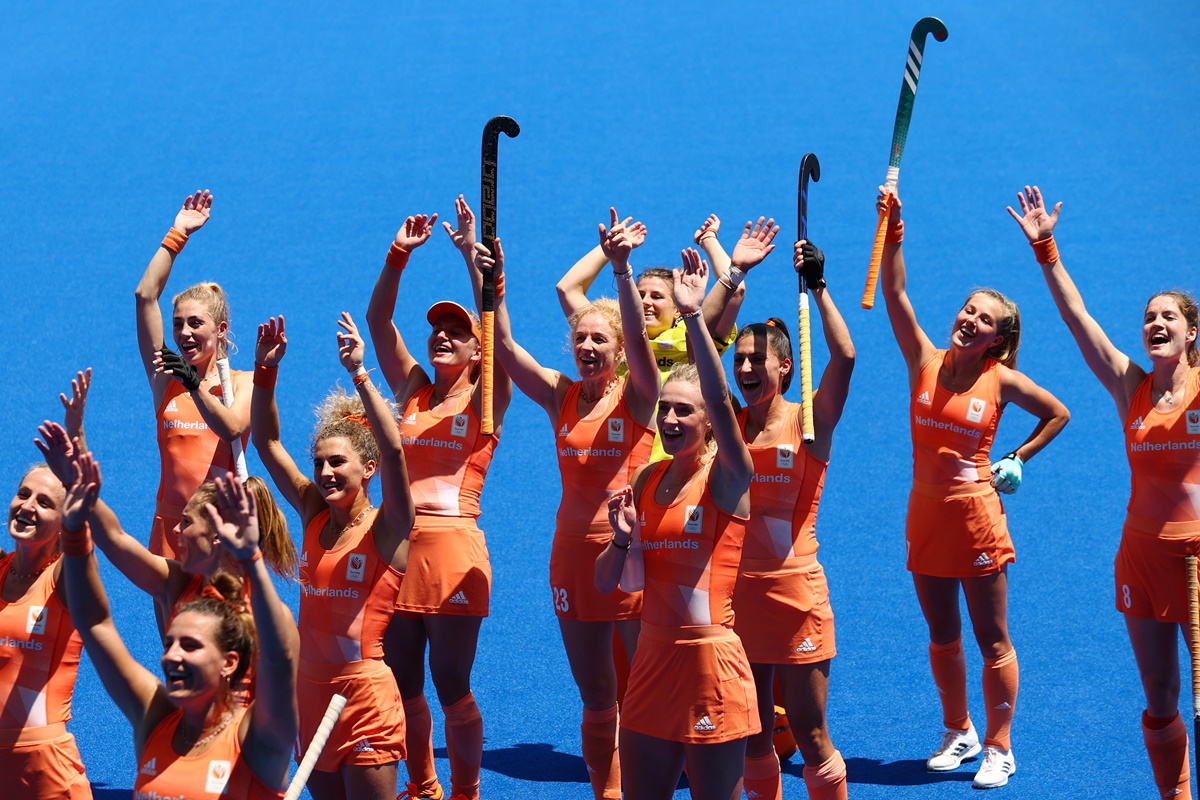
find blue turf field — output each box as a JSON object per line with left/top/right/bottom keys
{"left": 3, "top": 2, "right": 1200, "bottom": 797}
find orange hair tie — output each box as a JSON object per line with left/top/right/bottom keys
{"left": 344, "top": 413, "right": 372, "bottom": 430}
{"left": 386, "top": 243, "right": 410, "bottom": 271}
{"left": 1030, "top": 236, "right": 1059, "bottom": 265}
{"left": 885, "top": 219, "right": 904, "bottom": 244}
{"left": 200, "top": 583, "right": 248, "bottom": 614}
{"left": 765, "top": 319, "right": 777, "bottom": 328}
{"left": 161, "top": 227, "right": 189, "bottom": 254}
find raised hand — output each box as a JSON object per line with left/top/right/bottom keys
{"left": 673, "top": 248, "right": 710, "bottom": 314}
{"left": 693, "top": 214, "right": 720, "bottom": 245}
{"left": 1007, "top": 185, "right": 1062, "bottom": 242}
{"left": 203, "top": 472, "right": 261, "bottom": 562}
{"left": 59, "top": 368, "right": 91, "bottom": 439}
{"left": 795, "top": 240, "right": 826, "bottom": 288}
{"left": 442, "top": 195, "right": 478, "bottom": 256}
{"left": 255, "top": 316, "right": 288, "bottom": 367}
{"left": 472, "top": 237, "right": 505, "bottom": 278}
{"left": 729, "top": 217, "right": 780, "bottom": 272}
{"left": 155, "top": 347, "right": 200, "bottom": 391}
{"left": 173, "top": 190, "right": 213, "bottom": 236}
{"left": 393, "top": 213, "right": 438, "bottom": 253}
{"left": 62, "top": 453, "right": 101, "bottom": 534}
{"left": 598, "top": 207, "right": 637, "bottom": 271}
{"left": 337, "top": 312, "right": 366, "bottom": 373}
{"left": 877, "top": 186, "right": 902, "bottom": 224}
{"left": 607, "top": 485, "right": 637, "bottom": 542}
{"left": 34, "top": 421, "right": 78, "bottom": 485}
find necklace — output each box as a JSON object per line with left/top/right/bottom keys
{"left": 580, "top": 378, "right": 617, "bottom": 403}
{"left": 432, "top": 386, "right": 471, "bottom": 404}
{"left": 8, "top": 549, "right": 61, "bottom": 581}
{"left": 181, "top": 709, "right": 233, "bottom": 750}
{"left": 327, "top": 504, "right": 373, "bottom": 540}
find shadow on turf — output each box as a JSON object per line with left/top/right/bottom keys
{"left": 90, "top": 788, "right": 131, "bottom": 799}
{"left": 781, "top": 757, "right": 975, "bottom": 786}
{"left": 437, "top": 743, "right": 589, "bottom": 784}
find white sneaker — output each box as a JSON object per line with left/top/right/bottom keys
{"left": 926, "top": 724, "right": 982, "bottom": 771}
{"left": 972, "top": 745, "right": 1016, "bottom": 789}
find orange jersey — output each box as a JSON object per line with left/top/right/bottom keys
{"left": 400, "top": 385, "right": 498, "bottom": 518}
{"left": 0, "top": 556, "right": 82, "bottom": 730}
{"left": 156, "top": 378, "right": 249, "bottom": 510}
{"left": 134, "top": 706, "right": 283, "bottom": 800}
{"left": 1124, "top": 367, "right": 1200, "bottom": 530}
{"left": 555, "top": 380, "right": 655, "bottom": 528}
{"left": 298, "top": 509, "right": 403, "bottom": 665}
{"left": 636, "top": 462, "right": 748, "bottom": 628}
{"left": 910, "top": 351, "right": 1003, "bottom": 489}
{"left": 738, "top": 403, "right": 826, "bottom": 561}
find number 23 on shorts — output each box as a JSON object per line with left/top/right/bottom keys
{"left": 552, "top": 586, "right": 570, "bottom": 613}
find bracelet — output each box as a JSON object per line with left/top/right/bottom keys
{"left": 161, "top": 227, "right": 189, "bottom": 254}
{"left": 679, "top": 308, "right": 702, "bottom": 319}
{"left": 611, "top": 269, "right": 632, "bottom": 278}
{"left": 61, "top": 523, "right": 93, "bottom": 557}
{"left": 352, "top": 367, "right": 373, "bottom": 387}
{"left": 239, "top": 550, "right": 263, "bottom": 565}
{"left": 885, "top": 219, "right": 904, "bottom": 244}
{"left": 610, "top": 536, "right": 631, "bottom": 551}
{"left": 724, "top": 268, "right": 746, "bottom": 289}
{"left": 386, "top": 242, "right": 411, "bottom": 271}
{"left": 253, "top": 363, "right": 278, "bottom": 389}
{"left": 1030, "top": 236, "right": 1059, "bottom": 265}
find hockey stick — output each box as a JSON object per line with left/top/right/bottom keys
{"left": 1187, "top": 554, "right": 1200, "bottom": 784}
{"left": 480, "top": 115, "right": 520, "bottom": 436}
{"left": 215, "top": 357, "right": 248, "bottom": 481}
{"left": 284, "top": 693, "right": 348, "bottom": 800}
{"left": 861, "top": 16, "right": 948, "bottom": 309}
{"left": 796, "top": 153, "right": 820, "bottom": 444}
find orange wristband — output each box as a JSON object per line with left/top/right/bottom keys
{"left": 352, "top": 368, "right": 374, "bottom": 387}
{"left": 1031, "top": 236, "right": 1059, "bottom": 265}
{"left": 253, "top": 363, "right": 278, "bottom": 388}
{"left": 161, "top": 227, "right": 189, "bottom": 254}
{"left": 493, "top": 273, "right": 505, "bottom": 300}
{"left": 239, "top": 550, "right": 263, "bottom": 565}
{"left": 885, "top": 219, "right": 904, "bottom": 244}
{"left": 61, "top": 523, "right": 93, "bottom": 557}
{"left": 386, "top": 243, "right": 411, "bottom": 271}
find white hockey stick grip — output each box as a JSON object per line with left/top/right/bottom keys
{"left": 216, "top": 358, "right": 248, "bottom": 481}
{"left": 285, "top": 693, "right": 348, "bottom": 800}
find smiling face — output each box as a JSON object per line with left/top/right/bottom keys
{"left": 161, "top": 610, "right": 238, "bottom": 707}
{"left": 8, "top": 467, "right": 63, "bottom": 548}
{"left": 572, "top": 312, "right": 623, "bottom": 381}
{"left": 1144, "top": 294, "right": 1199, "bottom": 365}
{"left": 312, "top": 436, "right": 374, "bottom": 507}
{"left": 427, "top": 313, "right": 481, "bottom": 376}
{"left": 656, "top": 378, "right": 709, "bottom": 457}
{"left": 950, "top": 293, "right": 1006, "bottom": 354}
{"left": 637, "top": 276, "right": 677, "bottom": 338}
{"left": 733, "top": 332, "right": 792, "bottom": 407}
{"left": 175, "top": 498, "right": 218, "bottom": 574}
{"left": 172, "top": 298, "right": 227, "bottom": 368}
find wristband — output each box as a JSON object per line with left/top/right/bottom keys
{"left": 611, "top": 269, "right": 632, "bottom": 279}
{"left": 352, "top": 367, "right": 372, "bottom": 387}
{"left": 679, "top": 308, "right": 702, "bottom": 319}
{"left": 239, "top": 550, "right": 263, "bottom": 565}
{"left": 885, "top": 219, "right": 904, "bottom": 244}
{"left": 726, "top": 268, "right": 746, "bottom": 289}
{"left": 493, "top": 273, "right": 505, "bottom": 300}
{"left": 161, "top": 227, "right": 189, "bottom": 254}
{"left": 1030, "top": 236, "right": 1059, "bottom": 265}
{"left": 61, "top": 523, "right": 93, "bottom": 557}
{"left": 386, "top": 242, "right": 411, "bottom": 271}
{"left": 610, "top": 536, "right": 631, "bottom": 551}
{"left": 253, "top": 363, "right": 278, "bottom": 388}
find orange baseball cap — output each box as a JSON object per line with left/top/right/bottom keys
{"left": 426, "top": 301, "right": 481, "bottom": 340}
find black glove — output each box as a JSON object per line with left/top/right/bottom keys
{"left": 799, "top": 241, "right": 825, "bottom": 289}
{"left": 158, "top": 347, "right": 201, "bottom": 392}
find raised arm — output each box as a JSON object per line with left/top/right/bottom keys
{"left": 135, "top": 191, "right": 213, "bottom": 409}
{"left": 556, "top": 215, "right": 647, "bottom": 317}
{"left": 695, "top": 215, "right": 746, "bottom": 341}
{"left": 366, "top": 213, "right": 438, "bottom": 404}
{"left": 701, "top": 218, "right": 776, "bottom": 344}
{"left": 204, "top": 474, "right": 298, "bottom": 783}
{"left": 60, "top": 454, "right": 169, "bottom": 736}
{"left": 794, "top": 242, "right": 856, "bottom": 461}
{"left": 338, "top": 312, "right": 415, "bottom": 570}
{"left": 474, "top": 238, "right": 574, "bottom": 422}
{"left": 602, "top": 208, "right": 658, "bottom": 423}
{"left": 676, "top": 249, "right": 753, "bottom": 510}
{"left": 60, "top": 368, "right": 91, "bottom": 452}
{"left": 250, "top": 316, "right": 325, "bottom": 522}
{"left": 878, "top": 189, "right": 937, "bottom": 383}
{"left": 1008, "top": 185, "right": 1143, "bottom": 410}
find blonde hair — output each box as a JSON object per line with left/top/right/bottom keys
{"left": 1148, "top": 290, "right": 1199, "bottom": 366}
{"left": 963, "top": 289, "right": 1021, "bottom": 370}
{"left": 311, "top": 387, "right": 392, "bottom": 466}
{"left": 566, "top": 298, "right": 625, "bottom": 368}
{"left": 172, "top": 282, "right": 233, "bottom": 357}
{"left": 189, "top": 476, "right": 297, "bottom": 579}
{"left": 662, "top": 362, "right": 717, "bottom": 458}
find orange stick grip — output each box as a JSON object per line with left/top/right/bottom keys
{"left": 481, "top": 309, "right": 495, "bottom": 435}
{"left": 862, "top": 196, "right": 892, "bottom": 309}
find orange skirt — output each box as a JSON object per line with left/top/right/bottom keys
{"left": 549, "top": 522, "right": 641, "bottom": 621}
{"left": 297, "top": 658, "right": 405, "bottom": 772}
{"left": 734, "top": 556, "right": 836, "bottom": 664}
{"left": 1115, "top": 515, "right": 1200, "bottom": 623}
{"left": 395, "top": 516, "right": 491, "bottom": 616}
{"left": 905, "top": 481, "right": 1014, "bottom": 578}
{"left": 0, "top": 723, "right": 91, "bottom": 799}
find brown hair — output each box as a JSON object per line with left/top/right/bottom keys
{"left": 962, "top": 289, "right": 1021, "bottom": 369}
{"left": 172, "top": 282, "right": 233, "bottom": 357}
{"left": 312, "top": 387, "right": 390, "bottom": 466}
{"left": 189, "top": 476, "right": 297, "bottom": 579}
{"left": 174, "top": 571, "right": 256, "bottom": 685}
{"left": 735, "top": 318, "right": 794, "bottom": 393}
{"left": 1148, "top": 291, "right": 1199, "bottom": 366}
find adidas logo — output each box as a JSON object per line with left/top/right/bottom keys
{"left": 974, "top": 553, "right": 993, "bottom": 567}
{"left": 449, "top": 591, "right": 469, "bottom": 605}
{"left": 1167, "top": 790, "right": 1184, "bottom": 797}
{"left": 1129, "top": 416, "right": 1144, "bottom": 430}
{"left": 299, "top": 551, "right": 308, "bottom": 568}
{"left": 403, "top": 413, "right": 417, "bottom": 425}
{"left": 558, "top": 423, "right": 569, "bottom": 437}
{"left": 352, "top": 739, "right": 375, "bottom": 753}
{"left": 746, "top": 791, "right": 763, "bottom": 799}
{"left": 140, "top": 757, "right": 157, "bottom": 776}
{"left": 165, "top": 399, "right": 178, "bottom": 413}
{"left": 916, "top": 390, "right": 931, "bottom": 406}
{"left": 693, "top": 715, "right": 716, "bottom": 732}
{"left": 795, "top": 638, "right": 817, "bottom": 653}
{"left": 993, "top": 702, "right": 1011, "bottom": 710}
